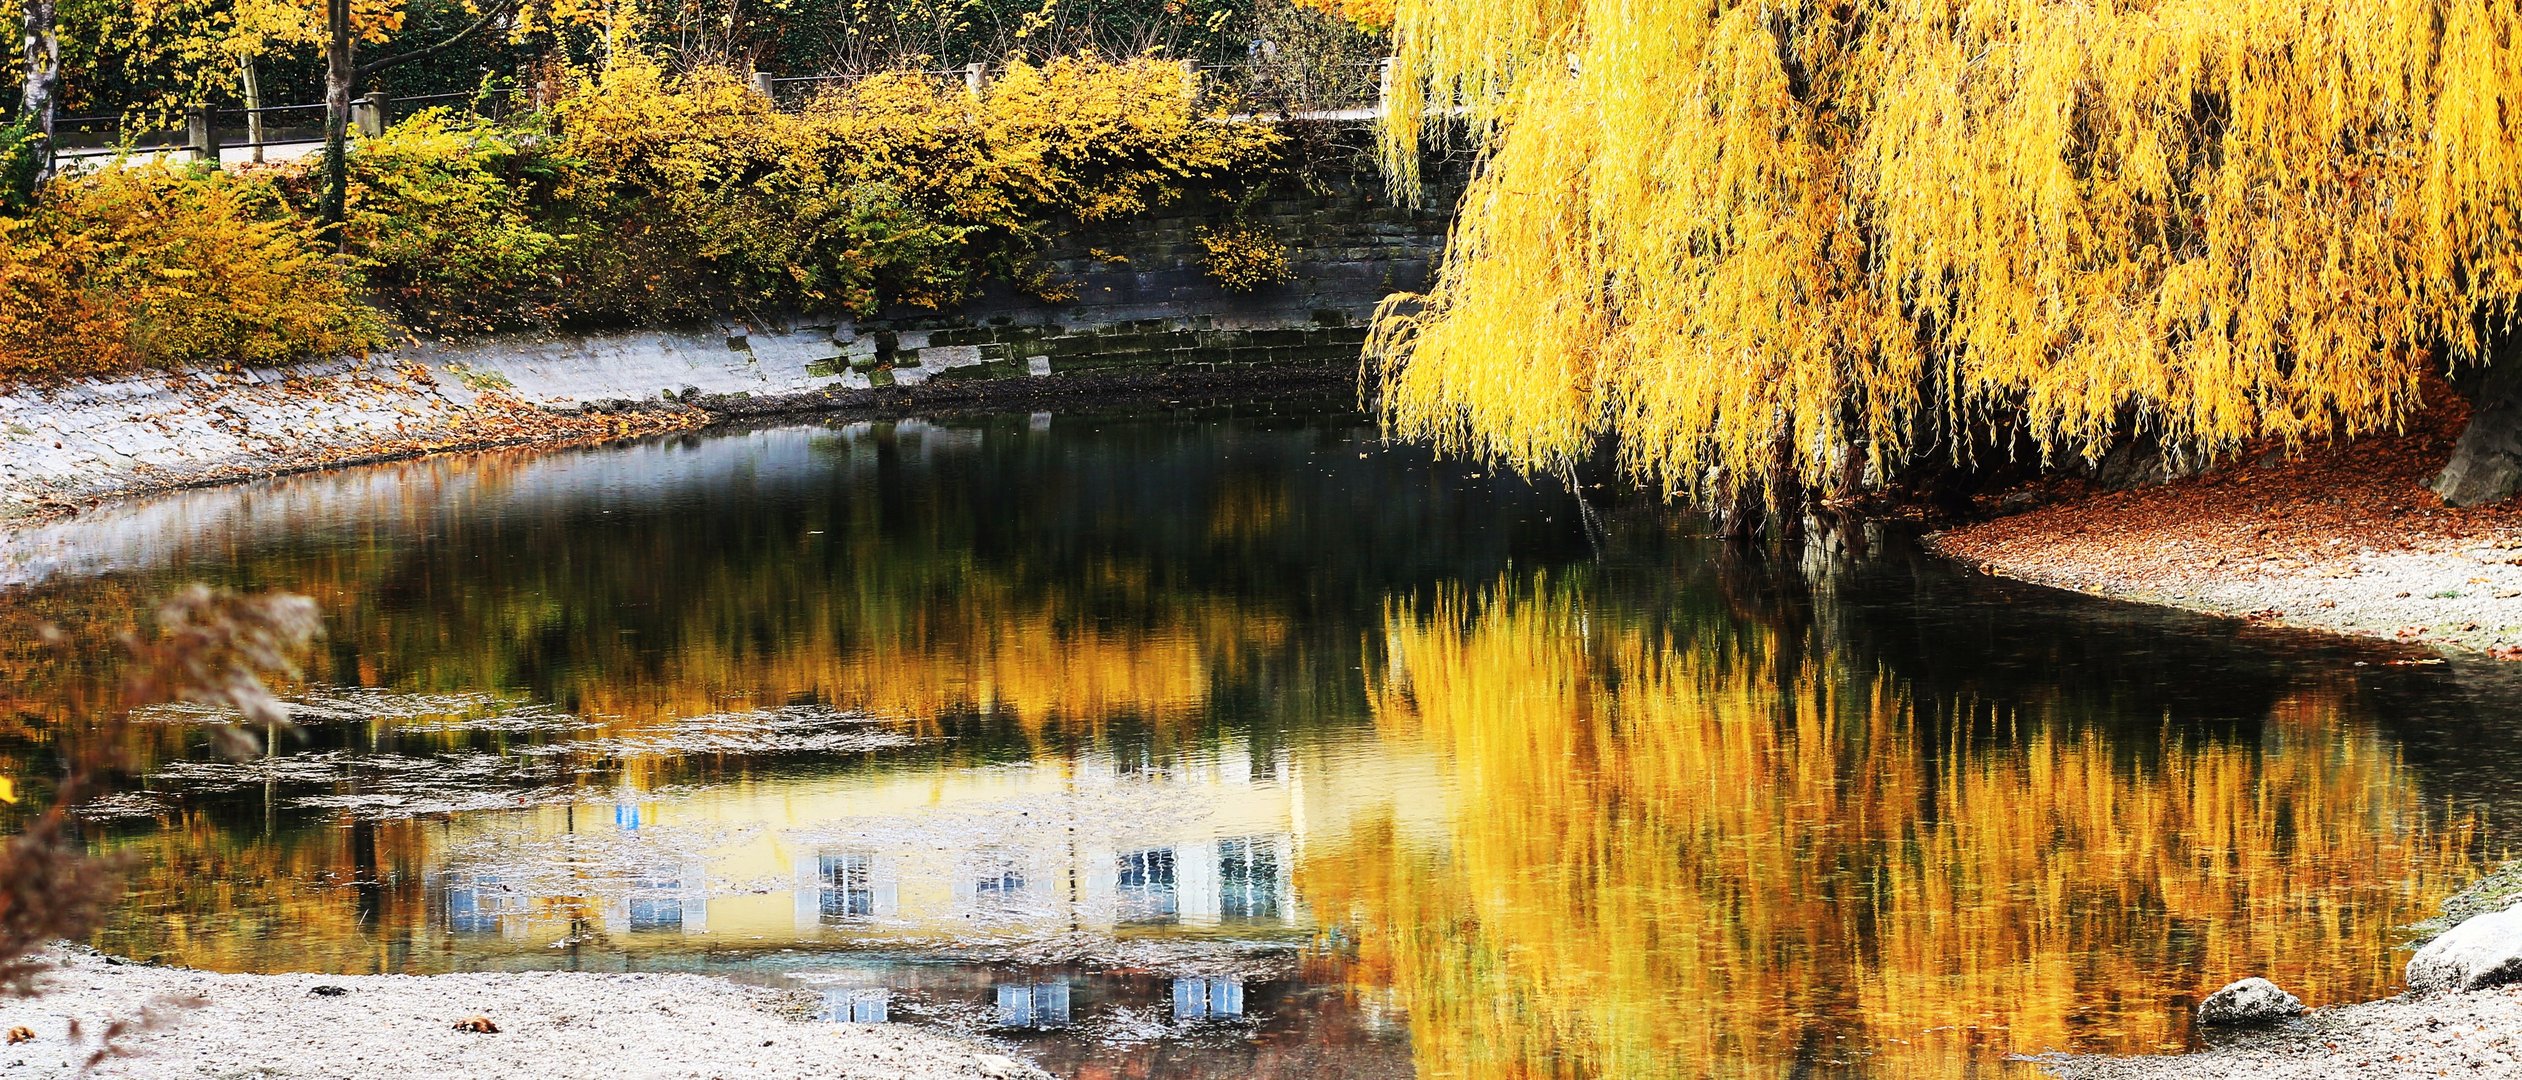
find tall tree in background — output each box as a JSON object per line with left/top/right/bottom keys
{"left": 1368, "top": 0, "right": 2522, "bottom": 525}
{"left": 14, "top": 0, "right": 55, "bottom": 168}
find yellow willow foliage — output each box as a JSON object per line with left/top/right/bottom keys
{"left": 1371, "top": 0, "right": 2522, "bottom": 505}
{"left": 1308, "top": 579, "right": 2479, "bottom": 1076}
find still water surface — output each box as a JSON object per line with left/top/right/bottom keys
{"left": 2, "top": 399, "right": 2514, "bottom": 1078}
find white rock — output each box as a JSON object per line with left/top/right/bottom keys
{"left": 2409, "top": 903, "right": 2522, "bottom": 994}
{"left": 2196, "top": 977, "right": 2306, "bottom": 1025}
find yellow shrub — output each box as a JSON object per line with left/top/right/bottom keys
{"left": 1198, "top": 223, "right": 1293, "bottom": 290}
{"left": 344, "top": 112, "right": 565, "bottom": 332}
{"left": 0, "top": 53, "right": 1283, "bottom": 379}
{"left": 543, "top": 53, "right": 1282, "bottom": 320}
{"left": 0, "top": 166, "right": 377, "bottom": 381}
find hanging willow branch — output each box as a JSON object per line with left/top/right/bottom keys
{"left": 1370, "top": 0, "right": 2522, "bottom": 509}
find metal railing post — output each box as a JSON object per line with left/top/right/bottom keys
{"left": 186, "top": 105, "right": 220, "bottom": 167}
{"left": 1183, "top": 60, "right": 1201, "bottom": 107}
{"left": 963, "top": 62, "right": 985, "bottom": 97}
{"left": 752, "top": 71, "right": 777, "bottom": 101}
{"left": 1377, "top": 57, "right": 1395, "bottom": 118}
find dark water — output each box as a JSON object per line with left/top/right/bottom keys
{"left": 2, "top": 399, "right": 2515, "bottom": 1078}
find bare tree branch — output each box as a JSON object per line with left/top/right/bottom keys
{"left": 358, "top": 0, "right": 525, "bottom": 79}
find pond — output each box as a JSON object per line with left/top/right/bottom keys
{"left": 1, "top": 395, "right": 2513, "bottom": 1078}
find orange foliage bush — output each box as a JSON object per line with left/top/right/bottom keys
{"left": 0, "top": 165, "right": 377, "bottom": 382}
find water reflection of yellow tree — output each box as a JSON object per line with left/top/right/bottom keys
{"left": 99, "top": 813, "right": 438, "bottom": 973}
{"left": 1305, "top": 577, "right": 2478, "bottom": 1078}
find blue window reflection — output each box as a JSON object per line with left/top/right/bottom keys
{"left": 818, "top": 853, "right": 875, "bottom": 919}
{"left": 1218, "top": 838, "right": 1279, "bottom": 921}
{"left": 1173, "top": 976, "right": 1245, "bottom": 1021}
{"left": 995, "top": 982, "right": 1071, "bottom": 1028}
{"left": 820, "top": 988, "right": 890, "bottom": 1024}
{"left": 1116, "top": 848, "right": 1177, "bottom": 922}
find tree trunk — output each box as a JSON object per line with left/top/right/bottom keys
{"left": 319, "top": 0, "right": 355, "bottom": 240}
{"left": 240, "top": 53, "right": 265, "bottom": 165}
{"left": 2432, "top": 335, "right": 2522, "bottom": 506}
{"left": 18, "top": 0, "right": 56, "bottom": 167}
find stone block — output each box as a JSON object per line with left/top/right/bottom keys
{"left": 916, "top": 345, "right": 984, "bottom": 370}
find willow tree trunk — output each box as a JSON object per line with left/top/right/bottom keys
{"left": 2433, "top": 336, "right": 2522, "bottom": 506}
{"left": 318, "top": 0, "right": 355, "bottom": 239}
{"left": 17, "top": 0, "right": 56, "bottom": 164}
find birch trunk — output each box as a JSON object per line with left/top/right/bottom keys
{"left": 18, "top": 0, "right": 56, "bottom": 171}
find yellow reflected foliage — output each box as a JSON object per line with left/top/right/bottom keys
{"left": 551, "top": 568, "right": 1286, "bottom": 741}
{"left": 1371, "top": 0, "right": 2522, "bottom": 506}
{"left": 96, "top": 813, "right": 434, "bottom": 973}
{"left": 1305, "top": 578, "right": 2479, "bottom": 1075}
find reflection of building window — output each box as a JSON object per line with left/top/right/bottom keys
{"left": 1117, "top": 848, "right": 1178, "bottom": 922}
{"left": 1173, "top": 977, "right": 1245, "bottom": 1021}
{"left": 996, "top": 982, "right": 1072, "bottom": 1028}
{"left": 1218, "top": 839, "right": 1280, "bottom": 921}
{"left": 627, "top": 876, "right": 685, "bottom": 932}
{"left": 820, "top": 988, "right": 890, "bottom": 1024}
{"left": 819, "top": 853, "right": 875, "bottom": 919}
{"left": 446, "top": 874, "right": 526, "bottom": 934}
{"left": 975, "top": 869, "right": 1025, "bottom": 902}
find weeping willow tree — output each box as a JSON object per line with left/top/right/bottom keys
{"left": 1368, "top": 0, "right": 2522, "bottom": 519}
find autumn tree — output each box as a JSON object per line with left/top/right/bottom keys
{"left": 1368, "top": 0, "right": 2522, "bottom": 525}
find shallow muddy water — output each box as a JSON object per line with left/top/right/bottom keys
{"left": 4, "top": 399, "right": 2518, "bottom": 1078}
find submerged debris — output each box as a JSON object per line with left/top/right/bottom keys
{"left": 91, "top": 699, "right": 923, "bottom": 822}
{"left": 513, "top": 704, "right": 912, "bottom": 760}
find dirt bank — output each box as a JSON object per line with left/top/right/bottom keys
{"left": 1930, "top": 391, "right": 2522, "bottom": 656}
{"left": 0, "top": 948, "right": 1041, "bottom": 1079}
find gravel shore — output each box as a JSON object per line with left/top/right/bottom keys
{"left": 0, "top": 949, "right": 1042, "bottom": 1079}
{"left": 2032, "top": 986, "right": 2522, "bottom": 1078}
